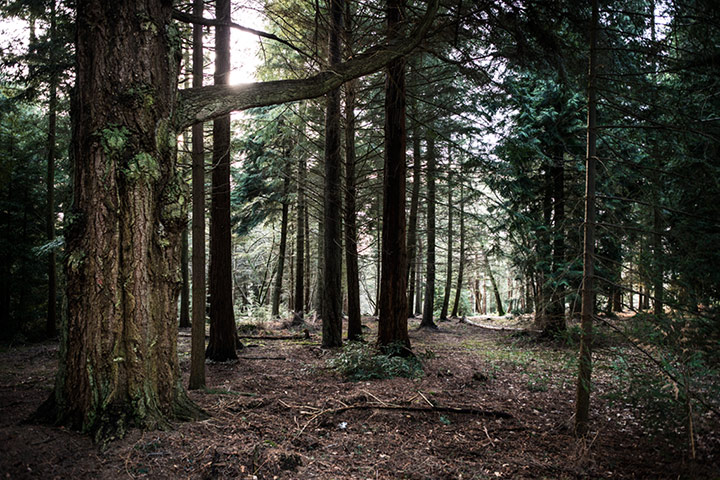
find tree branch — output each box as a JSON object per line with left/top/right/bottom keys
{"left": 173, "top": 0, "right": 439, "bottom": 130}
{"left": 171, "top": 10, "right": 312, "bottom": 60}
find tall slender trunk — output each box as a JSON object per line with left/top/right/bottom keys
{"left": 293, "top": 156, "right": 306, "bottom": 324}
{"left": 304, "top": 205, "right": 311, "bottom": 314}
{"left": 271, "top": 175, "right": 290, "bottom": 317}
{"left": 207, "top": 0, "right": 238, "bottom": 361}
{"left": 440, "top": 170, "right": 453, "bottom": 320}
{"left": 179, "top": 227, "right": 190, "bottom": 327}
{"left": 45, "top": 0, "right": 58, "bottom": 338}
{"left": 377, "top": 0, "right": 410, "bottom": 350}
{"left": 544, "top": 147, "right": 566, "bottom": 335}
{"left": 321, "top": 0, "right": 345, "bottom": 348}
{"left": 575, "top": 0, "right": 599, "bottom": 437}
{"left": 344, "top": 7, "right": 362, "bottom": 340}
{"left": 414, "top": 236, "right": 423, "bottom": 315}
{"left": 483, "top": 251, "right": 504, "bottom": 316}
{"left": 451, "top": 182, "right": 465, "bottom": 318}
{"left": 188, "top": 0, "right": 207, "bottom": 390}
{"left": 406, "top": 114, "right": 422, "bottom": 315}
{"left": 420, "top": 134, "right": 438, "bottom": 329}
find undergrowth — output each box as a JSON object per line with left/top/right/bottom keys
{"left": 327, "top": 342, "right": 424, "bottom": 381}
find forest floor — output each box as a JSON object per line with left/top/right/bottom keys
{"left": 1, "top": 314, "right": 718, "bottom": 479}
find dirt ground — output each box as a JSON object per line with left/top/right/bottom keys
{"left": 0, "top": 315, "right": 718, "bottom": 479}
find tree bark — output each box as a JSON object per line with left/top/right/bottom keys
{"left": 575, "top": 0, "right": 599, "bottom": 437}
{"left": 344, "top": 4, "right": 362, "bottom": 341}
{"left": 483, "top": 251, "right": 505, "bottom": 316}
{"left": 42, "top": 0, "right": 205, "bottom": 440}
{"left": 206, "top": 0, "right": 238, "bottom": 361}
{"left": 179, "top": 226, "right": 190, "bottom": 328}
{"left": 271, "top": 174, "right": 290, "bottom": 317}
{"left": 293, "top": 156, "right": 305, "bottom": 324}
{"left": 321, "top": 0, "right": 345, "bottom": 348}
{"left": 420, "top": 134, "right": 438, "bottom": 329}
{"left": 451, "top": 182, "right": 465, "bottom": 318}
{"left": 406, "top": 109, "right": 421, "bottom": 316}
{"left": 189, "top": 0, "right": 206, "bottom": 391}
{"left": 440, "top": 170, "right": 453, "bottom": 321}
{"left": 377, "top": 0, "right": 410, "bottom": 351}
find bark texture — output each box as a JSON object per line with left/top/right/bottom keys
{"left": 321, "top": 0, "right": 345, "bottom": 348}
{"left": 420, "top": 134, "right": 438, "bottom": 330}
{"left": 206, "top": 0, "right": 238, "bottom": 361}
{"left": 45, "top": 0, "right": 204, "bottom": 440}
{"left": 377, "top": 0, "right": 410, "bottom": 351}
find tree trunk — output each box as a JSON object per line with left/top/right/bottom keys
{"left": 543, "top": 147, "right": 566, "bottom": 336}
{"left": 451, "top": 182, "right": 465, "bottom": 318}
{"left": 420, "top": 134, "right": 438, "bottom": 329}
{"left": 271, "top": 175, "right": 290, "bottom": 317}
{"left": 483, "top": 251, "right": 504, "bottom": 316}
{"left": 293, "top": 156, "right": 305, "bottom": 324}
{"left": 41, "top": 0, "right": 205, "bottom": 440}
{"left": 188, "top": 0, "right": 206, "bottom": 391}
{"left": 377, "top": 0, "right": 410, "bottom": 351}
{"left": 440, "top": 170, "right": 453, "bottom": 321}
{"left": 414, "top": 236, "right": 423, "bottom": 315}
{"left": 575, "top": 0, "right": 598, "bottom": 437}
{"left": 207, "top": 0, "right": 238, "bottom": 361}
{"left": 344, "top": 10, "right": 362, "bottom": 341}
{"left": 179, "top": 226, "right": 190, "bottom": 328}
{"left": 45, "top": 0, "right": 58, "bottom": 338}
{"left": 406, "top": 112, "right": 421, "bottom": 316}
{"left": 321, "top": 0, "right": 344, "bottom": 348}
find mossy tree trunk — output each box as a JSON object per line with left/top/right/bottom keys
{"left": 46, "top": 0, "right": 204, "bottom": 441}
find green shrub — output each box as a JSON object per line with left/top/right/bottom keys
{"left": 327, "top": 342, "right": 424, "bottom": 381}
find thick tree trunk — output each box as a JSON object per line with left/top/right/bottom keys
{"left": 439, "top": 171, "right": 453, "bottom": 321}
{"left": 45, "top": 2, "right": 58, "bottom": 339}
{"left": 207, "top": 0, "right": 238, "bottom": 361}
{"left": 420, "top": 134, "right": 438, "bottom": 329}
{"left": 575, "top": 0, "right": 599, "bottom": 437}
{"left": 344, "top": 18, "right": 362, "bottom": 341}
{"left": 377, "top": 0, "right": 410, "bottom": 351}
{"left": 406, "top": 112, "right": 421, "bottom": 316}
{"left": 271, "top": 175, "right": 290, "bottom": 317}
{"left": 321, "top": 0, "right": 344, "bottom": 348}
{"left": 188, "top": 0, "right": 206, "bottom": 391}
{"left": 42, "top": 0, "right": 204, "bottom": 439}
{"left": 451, "top": 182, "right": 465, "bottom": 318}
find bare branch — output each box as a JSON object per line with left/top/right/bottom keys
{"left": 171, "top": 10, "right": 312, "bottom": 60}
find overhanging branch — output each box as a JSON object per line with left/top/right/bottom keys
{"left": 173, "top": 0, "right": 439, "bottom": 130}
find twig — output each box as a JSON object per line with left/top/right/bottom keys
{"left": 417, "top": 391, "right": 435, "bottom": 408}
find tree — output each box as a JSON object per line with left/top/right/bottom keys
{"left": 420, "top": 133, "right": 439, "bottom": 329}
{"left": 206, "top": 0, "right": 239, "bottom": 361}
{"left": 321, "top": 0, "right": 345, "bottom": 348}
{"left": 38, "top": 0, "right": 438, "bottom": 440}
{"left": 377, "top": 0, "right": 412, "bottom": 351}
{"left": 189, "top": 0, "right": 206, "bottom": 391}
{"left": 439, "top": 169, "right": 453, "bottom": 321}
